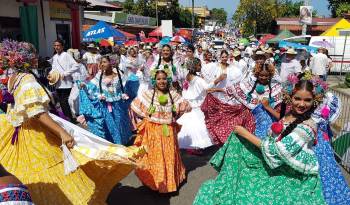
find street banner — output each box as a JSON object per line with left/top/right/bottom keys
{"left": 300, "top": 6, "right": 313, "bottom": 25}
{"left": 161, "top": 20, "right": 173, "bottom": 37}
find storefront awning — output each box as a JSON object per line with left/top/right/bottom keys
{"left": 85, "top": 0, "right": 120, "bottom": 8}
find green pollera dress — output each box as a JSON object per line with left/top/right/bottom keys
{"left": 193, "top": 119, "right": 326, "bottom": 205}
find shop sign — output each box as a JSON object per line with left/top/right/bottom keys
{"left": 126, "top": 15, "right": 149, "bottom": 25}
{"left": 85, "top": 28, "right": 106, "bottom": 37}
{"left": 49, "top": 2, "right": 71, "bottom": 20}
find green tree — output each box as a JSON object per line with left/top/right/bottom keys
{"left": 178, "top": 8, "right": 200, "bottom": 28}
{"left": 233, "top": 0, "right": 275, "bottom": 36}
{"left": 131, "top": 0, "right": 198, "bottom": 28}
{"left": 132, "top": 0, "right": 152, "bottom": 16}
{"left": 233, "top": 0, "right": 317, "bottom": 36}
{"left": 328, "top": 0, "right": 350, "bottom": 17}
{"left": 278, "top": 0, "right": 317, "bottom": 17}
{"left": 123, "top": 0, "right": 135, "bottom": 14}
{"left": 211, "top": 8, "right": 227, "bottom": 26}
{"left": 335, "top": 2, "right": 350, "bottom": 17}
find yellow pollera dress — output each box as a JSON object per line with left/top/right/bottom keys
{"left": 131, "top": 89, "right": 186, "bottom": 193}
{"left": 0, "top": 73, "right": 140, "bottom": 205}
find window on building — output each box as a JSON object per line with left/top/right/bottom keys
{"left": 56, "top": 24, "right": 71, "bottom": 50}
{"left": 0, "top": 17, "right": 21, "bottom": 41}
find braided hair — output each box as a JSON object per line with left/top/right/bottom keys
{"left": 99, "top": 69, "right": 104, "bottom": 95}
{"left": 247, "top": 63, "right": 275, "bottom": 100}
{"left": 99, "top": 55, "right": 125, "bottom": 95}
{"left": 278, "top": 79, "right": 316, "bottom": 140}
{"left": 149, "top": 70, "right": 176, "bottom": 119}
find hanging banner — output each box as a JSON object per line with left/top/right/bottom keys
{"left": 161, "top": 20, "right": 173, "bottom": 37}
{"left": 300, "top": 6, "right": 313, "bottom": 25}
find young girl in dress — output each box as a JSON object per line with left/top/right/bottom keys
{"left": 123, "top": 47, "right": 142, "bottom": 102}
{"left": 193, "top": 73, "right": 349, "bottom": 205}
{"left": 79, "top": 55, "right": 132, "bottom": 145}
{"left": 201, "top": 50, "right": 255, "bottom": 145}
{"left": 137, "top": 48, "right": 154, "bottom": 96}
{"left": 177, "top": 58, "right": 214, "bottom": 153}
{"left": 151, "top": 44, "right": 182, "bottom": 92}
{"left": 226, "top": 62, "right": 283, "bottom": 139}
{"left": 131, "top": 67, "right": 191, "bottom": 193}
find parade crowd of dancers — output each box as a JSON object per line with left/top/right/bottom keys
{"left": 0, "top": 35, "right": 349, "bottom": 204}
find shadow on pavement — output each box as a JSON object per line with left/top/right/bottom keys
{"left": 181, "top": 145, "right": 220, "bottom": 174}
{"left": 107, "top": 184, "right": 176, "bottom": 205}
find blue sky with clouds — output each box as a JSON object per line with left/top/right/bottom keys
{"left": 178, "top": 0, "right": 331, "bottom": 19}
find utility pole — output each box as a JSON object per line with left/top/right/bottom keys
{"left": 156, "top": 0, "right": 159, "bottom": 28}
{"left": 192, "top": 0, "right": 195, "bottom": 28}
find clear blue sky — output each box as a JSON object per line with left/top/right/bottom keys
{"left": 178, "top": 0, "right": 331, "bottom": 20}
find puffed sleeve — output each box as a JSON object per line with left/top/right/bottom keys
{"left": 261, "top": 122, "right": 319, "bottom": 175}
{"left": 7, "top": 74, "right": 50, "bottom": 127}
{"left": 312, "top": 92, "right": 341, "bottom": 124}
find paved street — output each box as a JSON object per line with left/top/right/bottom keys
{"left": 108, "top": 147, "right": 219, "bottom": 205}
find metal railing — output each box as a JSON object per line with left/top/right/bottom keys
{"left": 329, "top": 87, "right": 350, "bottom": 173}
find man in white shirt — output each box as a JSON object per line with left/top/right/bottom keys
{"left": 280, "top": 48, "right": 302, "bottom": 83}
{"left": 48, "top": 39, "right": 80, "bottom": 121}
{"left": 231, "top": 49, "right": 248, "bottom": 77}
{"left": 310, "top": 48, "right": 329, "bottom": 80}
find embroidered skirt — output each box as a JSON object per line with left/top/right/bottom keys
{"left": 0, "top": 184, "right": 33, "bottom": 204}
{"left": 134, "top": 120, "right": 186, "bottom": 193}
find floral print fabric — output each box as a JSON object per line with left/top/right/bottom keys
{"left": 201, "top": 93, "right": 255, "bottom": 145}
{"left": 193, "top": 133, "right": 325, "bottom": 205}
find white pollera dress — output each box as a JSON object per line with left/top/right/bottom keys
{"left": 177, "top": 76, "right": 214, "bottom": 149}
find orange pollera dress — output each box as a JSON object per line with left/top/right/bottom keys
{"left": 131, "top": 89, "right": 186, "bottom": 193}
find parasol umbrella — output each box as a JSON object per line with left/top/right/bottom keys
{"left": 259, "top": 34, "right": 275, "bottom": 45}
{"left": 267, "top": 30, "right": 296, "bottom": 44}
{"left": 116, "top": 29, "right": 136, "bottom": 40}
{"left": 142, "top": 37, "right": 159, "bottom": 43}
{"left": 149, "top": 26, "right": 162, "bottom": 37}
{"left": 311, "top": 39, "right": 334, "bottom": 48}
{"left": 83, "top": 21, "right": 126, "bottom": 42}
{"left": 171, "top": 35, "right": 186, "bottom": 43}
{"left": 239, "top": 38, "right": 249, "bottom": 46}
{"left": 159, "top": 36, "right": 171, "bottom": 46}
{"left": 176, "top": 29, "right": 192, "bottom": 39}
{"left": 124, "top": 40, "right": 138, "bottom": 47}
{"left": 99, "top": 39, "right": 113, "bottom": 47}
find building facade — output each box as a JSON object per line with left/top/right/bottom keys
{"left": 276, "top": 17, "right": 341, "bottom": 36}
{"left": 0, "top": 0, "right": 86, "bottom": 57}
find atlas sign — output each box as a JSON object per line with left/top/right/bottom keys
{"left": 86, "top": 28, "right": 105, "bottom": 37}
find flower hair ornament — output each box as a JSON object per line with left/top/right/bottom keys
{"left": 283, "top": 71, "right": 328, "bottom": 106}
{"left": 0, "top": 39, "right": 37, "bottom": 73}
{"left": 150, "top": 64, "right": 173, "bottom": 86}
